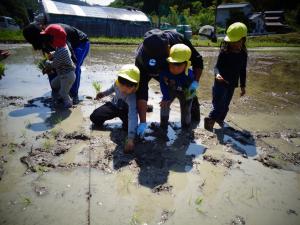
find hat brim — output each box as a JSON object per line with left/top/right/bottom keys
{"left": 118, "top": 73, "right": 138, "bottom": 83}
{"left": 224, "top": 35, "right": 240, "bottom": 42}
{"left": 166, "top": 57, "right": 186, "bottom": 63}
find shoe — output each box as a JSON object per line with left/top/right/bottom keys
{"left": 63, "top": 100, "right": 73, "bottom": 109}
{"left": 204, "top": 117, "right": 215, "bottom": 131}
{"left": 72, "top": 95, "right": 80, "bottom": 105}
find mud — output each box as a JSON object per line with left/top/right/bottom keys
{"left": 0, "top": 44, "right": 300, "bottom": 225}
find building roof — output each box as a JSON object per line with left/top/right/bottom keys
{"left": 217, "top": 3, "right": 250, "bottom": 9}
{"left": 42, "top": 0, "right": 150, "bottom": 22}
{"left": 249, "top": 13, "right": 263, "bottom": 20}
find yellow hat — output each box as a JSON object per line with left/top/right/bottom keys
{"left": 117, "top": 64, "right": 140, "bottom": 84}
{"left": 224, "top": 22, "right": 247, "bottom": 42}
{"left": 167, "top": 44, "right": 191, "bottom": 75}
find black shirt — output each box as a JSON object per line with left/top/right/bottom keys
{"left": 215, "top": 50, "right": 247, "bottom": 87}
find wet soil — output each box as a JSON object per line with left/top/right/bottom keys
{"left": 0, "top": 44, "right": 300, "bottom": 225}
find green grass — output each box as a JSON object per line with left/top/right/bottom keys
{"left": 0, "top": 30, "right": 24, "bottom": 42}
{"left": 1, "top": 29, "right": 300, "bottom": 47}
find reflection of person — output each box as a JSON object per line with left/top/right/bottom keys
{"left": 23, "top": 22, "right": 89, "bottom": 104}
{"left": 204, "top": 22, "right": 248, "bottom": 131}
{"left": 42, "top": 25, "right": 75, "bottom": 109}
{"left": 159, "top": 44, "right": 195, "bottom": 130}
{"left": 135, "top": 29, "right": 203, "bottom": 137}
{"left": 90, "top": 65, "right": 140, "bottom": 153}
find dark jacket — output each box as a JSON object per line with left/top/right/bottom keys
{"left": 214, "top": 50, "right": 247, "bottom": 88}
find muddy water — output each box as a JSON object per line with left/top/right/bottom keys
{"left": 0, "top": 44, "right": 299, "bottom": 225}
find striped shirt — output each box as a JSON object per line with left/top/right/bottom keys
{"left": 46, "top": 46, "right": 75, "bottom": 75}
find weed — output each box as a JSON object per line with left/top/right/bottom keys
{"left": 92, "top": 81, "right": 102, "bottom": 93}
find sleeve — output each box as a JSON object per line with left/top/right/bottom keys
{"left": 159, "top": 72, "right": 171, "bottom": 101}
{"left": 102, "top": 84, "right": 115, "bottom": 96}
{"left": 135, "top": 61, "right": 150, "bottom": 101}
{"left": 239, "top": 53, "right": 248, "bottom": 88}
{"left": 126, "top": 94, "right": 138, "bottom": 139}
{"left": 214, "top": 52, "right": 225, "bottom": 76}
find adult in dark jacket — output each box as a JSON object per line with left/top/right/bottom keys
{"left": 23, "top": 23, "right": 90, "bottom": 104}
{"left": 135, "top": 29, "right": 204, "bottom": 136}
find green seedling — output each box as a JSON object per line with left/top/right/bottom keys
{"left": 21, "top": 197, "right": 32, "bottom": 206}
{"left": 50, "top": 129, "right": 59, "bottom": 138}
{"left": 195, "top": 196, "right": 203, "bottom": 205}
{"left": 92, "top": 81, "right": 102, "bottom": 93}
{"left": 129, "top": 213, "right": 141, "bottom": 225}
{"left": 37, "top": 58, "right": 47, "bottom": 71}
{"left": 42, "top": 139, "right": 54, "bottom": 150}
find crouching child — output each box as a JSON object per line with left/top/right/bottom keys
{"left": 160, "top": 44, "right": 199, "bottom": 130}
{"left": 90, "top": 65, "right": 140, "bottom": 153}
{"left": 41, "top": 24, "right": 76, "bottom": 109}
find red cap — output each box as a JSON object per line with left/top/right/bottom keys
{"left": 40, "top": 24, "right": 67, "bottom": 48}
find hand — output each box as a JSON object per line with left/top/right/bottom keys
{"left": 240, "top": 87, "right": 246, "bottom": 97}
{"left": 124, "top": 139, "right": 135, "bottom": 153}
{"left": 188, "top": 81, "right": 199, "bottom": 93}
{"left": 137, "top": 122, "right": 147, "bottom": 137}
{"left": 215, "top": 74, "right": 229, "bottom": 84}
{"left": 160, "top": 100, "right": 170, "bottom": 108}
{"left": 46, "top": 52, "right": 54, "bottom": 60}
{"left": 95, "top": 92, "right": 104, "bottom": 100}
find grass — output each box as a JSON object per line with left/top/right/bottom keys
{"left": 1, "top": 29, "right": 300, "bottom": 47}
{"left": 0, "top": 30, "right": 24, "bottom": 42}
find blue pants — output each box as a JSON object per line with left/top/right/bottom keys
{"left": 48, "top": 41, "right": 90, "bottom": 97}
{"left": 209, "top": 82, "right": 235, "bottom": 122}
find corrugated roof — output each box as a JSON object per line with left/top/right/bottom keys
{"left": 217, "top": 3, "right": 250, "bottom": 9}
{"left": 42, "top": 0, "right": 150, "bottom": 22}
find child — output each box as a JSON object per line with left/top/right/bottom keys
{"left": 204, "top": 22, "right": 248, "bottom": 130}
{"left": 159, "top": 44, "right": 199, "bottom": 130}
{"left": 41, "top": 24, "right": 76, "bottom": 109}
{"left": 90, "top": 65, "right": 140, "bottom": 153}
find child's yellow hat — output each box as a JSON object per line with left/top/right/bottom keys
{"left": 167, "top": 44, "right": 191, "bottom": 75}
{"left": 117, "top": 64, "right": 140, "bottom": 84}
{"left": 224, "top": 22, "right": 247, "bottom": 42}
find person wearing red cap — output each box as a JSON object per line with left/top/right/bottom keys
{"left": 41, "top": 24, "right": 76, "bottom": 109}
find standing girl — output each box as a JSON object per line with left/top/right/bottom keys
{"left": 204, "top": 22, "right": 248, "bottom": 130}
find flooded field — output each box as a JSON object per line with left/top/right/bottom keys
{"left": 0, "top": 44, "right": 299, "bottom": 225}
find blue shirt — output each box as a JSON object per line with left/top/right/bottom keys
{"left": 159, "top": 69, "right": 194, "bottom": 101}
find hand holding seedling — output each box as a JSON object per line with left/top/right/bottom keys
{"left": 95, "top": 92, "right": 104, "bottom": 100}
{"left": 216, "top": 74, "right": 229, "bottom": 84}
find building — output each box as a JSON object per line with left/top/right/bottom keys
{"left": 216, "top": 2, "right": 266, "bottom": 34}
{"left": 39, "top": 0, "right": 151, "bottom": 37}
{"left": 264, "top": 11, "right": 292, "bottom": 33}
{"left": 216, "top": 3, "right": 253, "bottom": 27}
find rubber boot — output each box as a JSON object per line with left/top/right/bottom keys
{"left": 191, "top": 96, "right": 200, "bottom": 122}
{"left": 160, "top": 116, "right": 169, "bottom": 130}
{"left": 204, "top": 117, "right": 215, "bottom": 131}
